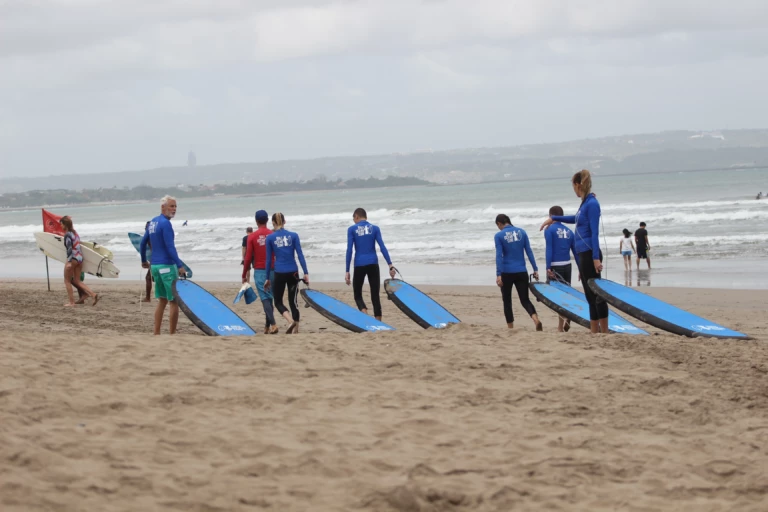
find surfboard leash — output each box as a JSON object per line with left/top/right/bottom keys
{"left": 391, "top": 266, "right": 404, "bottom": 280}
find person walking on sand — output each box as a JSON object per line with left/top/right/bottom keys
{"left": 494, "top": 214, "right": 543, "bottom": 331}
{"left": 620, "top": 228, "right": 635, "bottom": 272}
{"left": 140, "top": 195, "right": 187, "bottom": 335}
{"left": 60, "top": 216, "right": 98, "bottom": 307}
{"left": 541, "top": 169, "right": 609, "bottom": 334}
{"left": 544, "top": 205, "right": 578, "bottom": 332}
{"left": 243, "top": 210, "right": 279, "bottom": 334}
{"left": 345, "top": 208, "right": 396, "bottom": 321}
{"left": 635, "top": 221, "right": 651, "bottom": 270}
{"left": 264, "top": 213, "right": 309, "bottom": 334}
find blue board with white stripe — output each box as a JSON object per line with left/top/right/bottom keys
{"left": 384, "top": 279, "right": 460, "bottom": 329}
{"left": 588, "top": 278, "right": 748, "bottom": 339}
{"left": 531, "top": 281, "right": 648, "bottom": 335}
{"left": 173, "top": 279, "right": 256, "bottom": 336}
{"left": 301, "top": 289, "right": 395, "bottom": 333}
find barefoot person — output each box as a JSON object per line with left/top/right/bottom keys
{"left": 541, "top": 169, "right": 608, "bottom": 334}
{"left": 345, "top": 208, "right": 396, "bottom": 321}
{"left": 264, "top": 213, "right": 309, "bottom": 334}
{"left": 620, "top": 228, "right": 635, "bottom": 272}
{"left": 139, "top": 195, "right": 187, "bottom": 335}
{"left": 494, "top": 214, "right": 543, "bottom": 331}
{"left": 60, "top": 216, "right": 98, "bottom": 307}
{"left": 544, "top": 205, "right": 578, "bottom": 332}
{"left": 635, "top": 222, "right": 651, "bottom": 270}
{"left": 243, "top": 210, "right": 278, "bottom": 334}
{"left": 142, "top": 221, "right": 153, "bottom": 303}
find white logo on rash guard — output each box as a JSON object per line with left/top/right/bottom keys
{"left": 356, "top": 225, "right": 373, "bottom": 236}
{"left": 275, "top": 235, "right": 292, "bottom": 248}
{"left": 504, "top": 230, "right": 520, "bottom": 243}
{"left": 556, "top": 228, "right": 570, "bottom": 239}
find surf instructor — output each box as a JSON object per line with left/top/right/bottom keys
{"left": 345, "top": 208, "right": 396, "bottom": 321}
{"left": 140, "top": 195, "right": 186, "bottom": 335}
{"left": 541, "top": 169, "right": 608, "bottom": 334}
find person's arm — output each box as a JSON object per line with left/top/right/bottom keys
{"left": 645, "top": 235, "right": 650, "bottom": 250}
{"left": 162, "top": 223, "right": 184, "bottom": 269}
{"left": 295, "top": 234, "right": 309, "bottom": 275}
{"left": 495, "top": 234, "right": 503, "bottom": 276}
{"left": 345, "top": 226, "right": 353, "bottom": 273}
{"left": 570, "top": 235, "right": 578, "bottom": 263}
{"left": 588, "top": 202, "right": 601, "bottom": 260}
{"left": 544, "top": 228, "right": 553, "bottom": 270}
{"left": 139, "top": 230, "right": 149, "bottom": 263}
{"left": 631, "top": 241, "right": 636, "bottom": 252}
{"left": 551, "top": 215, "right": 576, "bottom": 224}
{"left": 524, "top": 233, "right": 538, "bottom": 273}
{"left": 242, "top": 237, "right": 254, "bottom": 281}
{"left": 264, "top": 239, "right": 272, "bottom": 275}
{"left": 375, "top": 227, "right": 392, "bottom": 266}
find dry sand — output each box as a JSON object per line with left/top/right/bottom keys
{"left": 1, "top": 278, "right": 767, "bottom": 511}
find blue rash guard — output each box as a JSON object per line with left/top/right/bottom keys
{"left": 345, "top": 221, "right": 392, "bottom": 272}
{"left": 264, "top": 228, "right": 308, "bottom": 275}
{"left": 140, "top": 215, "right": 184, "bottom": 267}
{"left": 544, "top": 222, "right": 578, "bottom": 269}
{"left": 494, "top": 225, "right": 538, "bottom": 276}
{"left": 551, "top": 193, "right": 601, "bottom": 260}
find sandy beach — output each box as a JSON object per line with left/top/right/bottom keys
{"left": 1, "top": 279, "right": 767, "bottom": 511}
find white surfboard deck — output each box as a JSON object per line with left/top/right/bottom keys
{"left": 34, "top": 232, "right": 120, "bottom": 278}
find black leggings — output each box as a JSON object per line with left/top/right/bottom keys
{"left": 273, "top": 271, "right": 301, "bottom": 322}
{"left": 500, "top": 272, "right": 537, "bottom": 324}
{"left": 353, "top": 264, "right": 381, "bottom": 317}
{"left": 578, "top": 250, "right": 609, "bottom": 321}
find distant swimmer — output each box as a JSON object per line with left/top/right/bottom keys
{"left": 758, "top": 192, "right": 764, "bottom": 200}
{"left": 264, "top": 212, "right": 309, "bottom": 334}
{"left": 243, "top": 210, "right": 278, "bottom": 334}
{"left": 541, "top": 169, "right": 608, "bottom": 334}
{"left": 620, "top": 228, "right": 635, "bottom": 272}
{"left": 544, "top": 205, "right": 578, "bottom": 332}
{"left": 142, "top": 220, "right": 153, "bottom": 303}
{"left": 345, "top": 208, "right": 396, "bottom": 321}
{"left": 140, "top": 195, "right": 187, "bottom": 335}
{"left": 182, "top": 220, "right": 188, "bottom": 226}
{"left": 634, "top": 221, "right": 651, "bottom": 270}
{"left": 60, "top": 216, "right": 98, "bottom": 307}
{"left": 494, "top": 214, "right": 542, "bottom": 331}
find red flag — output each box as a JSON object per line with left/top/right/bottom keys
{"left": 42, "top": 209, "right": 64, "bottom": 235}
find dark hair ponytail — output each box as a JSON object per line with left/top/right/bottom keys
{"left": 623, "top": 228, "right": 630, "bottom": 237}
{"left": 495, "top": 214, "right": 511, "bottom": 225}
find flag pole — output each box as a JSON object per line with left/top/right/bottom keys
{"left": 45, "top": 255, "right": 51, "bottom": 291}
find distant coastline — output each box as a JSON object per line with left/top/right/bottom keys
{"left": 0, "top": 176, "right": 432, "bottom": 211}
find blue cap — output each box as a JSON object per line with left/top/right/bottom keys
{"left": 255, "top": 210, "right": 268, "bottom": 223}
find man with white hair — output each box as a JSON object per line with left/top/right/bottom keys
{"left": 139, "top": 195, "right": 187, "bottom": 335}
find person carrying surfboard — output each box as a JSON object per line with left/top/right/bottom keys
{"left": 60, "top": 216, "right": 98, "bottom": 307}
{"left": 544, "top": 205, "right": 578, "bottom": 332}
{"left": 494, "top": 214, "right": 543, "bottom": 331}
{"left": 344, "top": 208, "right": 396, "bottom": 321}
{"left": 139, "top": 195, "right": 187, "bottom": 335}
{"left": 541, "top": 169, "right": 609, "bottom": 334}
{"left": 243, "top": 210, "right": 279, "bottom": 334}
{"left": 264, "top": 212, "right": 308, "bottom": 334}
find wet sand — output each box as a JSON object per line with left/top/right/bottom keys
{"left": 1, "top": 279, "right": 767, "bottom": 511}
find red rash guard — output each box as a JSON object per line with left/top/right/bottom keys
{"left": 243, "top": 226, "right": 274, "bottom": 279}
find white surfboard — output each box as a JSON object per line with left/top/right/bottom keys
{"left": 34, "top": 232, "right": 120, "bottom": 278}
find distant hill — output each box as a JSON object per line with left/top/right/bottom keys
{"left": 2, "top": 129, "right": 768, "bottom": 193}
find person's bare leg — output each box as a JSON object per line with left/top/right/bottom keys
{"left": 281, "top": 311, "right": 292, "bottom": 324}
{"left": 143, "top": 271, "right": 152, "bottom": 302}
{"left": 63, "top": 263, "right": 75, "bottom": 306}
{"left": 360, "top": 308, "right": 368, "bottom": 315}
{"left": 375, "top": 316, "right": 382, "bottom": 321}
{"left": 636, "top": 257, "right": 640, "bottom": 271}
{"left": 169, "top": 301, "right": 179, "bottom": 334}
{"left": 507, "top": 322, "right": 514, "bottom": 329}
{"left": 647, "top": 256, "right": 652, "bottom": 269}
{"left": 589, "top": 320, "right": 599, "bottom": 334}
{"left": 532, "top": 313, "right": 543, "bottom": 331}
{"left": 73, "top": 264, "right": 97, "bottom": 304}
{"left": 598, "top": 317, "right": 609, "bottom": 333}
{"left": 558, "top": 316, "right": 565, "bottom": 332}
{"left": 154, "top": 298, "right": 168, "bottom": 335}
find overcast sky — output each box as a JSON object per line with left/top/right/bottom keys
{"left": 2, "top": 0, "right": 768, "bottom": 178}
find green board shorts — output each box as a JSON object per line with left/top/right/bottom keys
{"left": 151, "top": 264, "right": 178, "bottom": 301}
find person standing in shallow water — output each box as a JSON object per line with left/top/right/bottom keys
{"left": 620, "top": 228, "right": 635, "bottom": 272}
{"left": 494, "top": 214, "right": 543, "bottom": 331}
{"left": 541, "top": 169, "right": 609, "bottom": 334}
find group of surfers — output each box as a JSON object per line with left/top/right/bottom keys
{"left": 129, "top": 168, "right": 611, "bottom": 336}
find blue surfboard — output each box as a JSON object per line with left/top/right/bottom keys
{"left": 301, "top": 289, "right": 395, "bottom": 333}
{"left": 384, "top": 279, "right": 460, "bottom": 329}
{"left": 128, "top": 232, "right": 193, "bottom": 278}
{"left": 588, "top": 278, "right": 749, "bottom": 339}
{"left": 530, "top": 281, "right": 648, "bottom": 335}
{"left": 173, "top": 279, "right": 256, "bottom": 336}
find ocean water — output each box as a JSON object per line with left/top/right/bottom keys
{"left": 2, "top": 168, "right": 767, "bottom": 288}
